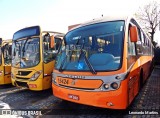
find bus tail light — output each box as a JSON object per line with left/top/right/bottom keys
{"left": 30, "top": 70, "right": 42, "bottom": 81}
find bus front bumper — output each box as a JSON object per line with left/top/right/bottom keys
{"left": 52, "top": 80, "right": 128, "bottom": 109}
{"left": 11, "top": 78, "right": 43, "bottom": 91}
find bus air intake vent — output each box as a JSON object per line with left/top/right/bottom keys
{"left": 16, "top": 81, "right": 29, "bottom": 88}
{"left": 17, "top": 71, "right": 32, "bottom": 76}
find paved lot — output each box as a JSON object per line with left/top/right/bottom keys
{"left": 0, "top": 66, "right": 160, "bottom": 118}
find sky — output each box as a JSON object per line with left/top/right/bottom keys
{"left": 0, "top": 0, "right": 159, "bottom": 44}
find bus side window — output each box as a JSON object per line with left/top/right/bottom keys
{"left": 140, "top": 30, "right": 145, "bottom": 45}
{"left": 136, "top": 27, "right": 144, "bottom": 55}
{"left": 43, "top": 33, "right": 62, "bottom": 63}
{"left": 54, "top": 37, "right": 62, "bottom": 51}
{"left": 43, "top": 33, "right": 54, "bottom": 63}
{"left": 127, "top": 24, "right": 137, "bottom": 69}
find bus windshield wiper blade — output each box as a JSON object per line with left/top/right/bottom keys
{"left": 81, "top": 50, "right": 97, "bottom": 74}
{"left": 58, "top": 54, "right": 67, "bottom": 72}
{"left": 59, "top": 38, "right": 81, "bottom": 72}
{"left": 22, "top": 37, "right": 30, "bottom": 57}
{"left": 77, "top": 39, "right": 96, "bottom": 74}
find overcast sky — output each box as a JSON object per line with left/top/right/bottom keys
{"left": 0, "top": 0, "right": 159, "bottom": 43}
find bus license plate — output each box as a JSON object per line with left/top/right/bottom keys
{"left": 68, "top": 94, "right": 79, "bottom": 101}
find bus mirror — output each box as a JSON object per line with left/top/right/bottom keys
{"left": 50, "top": 35, "right": 55, "bottom": 48}
{"left": 0, "top": 38, "right": 2, "bottom": 46}
{"left": 130, "top": 26, "right": 138, "bottom": 42}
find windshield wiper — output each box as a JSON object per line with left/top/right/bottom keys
{"left": 22, "top": 37, "right": 30, "bottom": 57}
{"left": 77, "top": 39, "right": 85, "bottom": 62}
{"left": 58, "top": 54, "right": 67, "bottom": 72}
{"left": 12, "top": 38, "right": 29, "bottom": 67}
{"left": 82, "top": 51, "right": 97, "bottom": 74}
{"left": 59, "top": 38, "right": 80, "bottom": 72}
{"left": 78, "top": 39, "right": 96, "bottom": 74}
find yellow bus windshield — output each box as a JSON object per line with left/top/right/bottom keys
{"left": 12, "top": 37, "right": 40, "bottom": 68}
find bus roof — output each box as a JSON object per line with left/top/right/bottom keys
{"left": 69, "top": 15, "right": 132, "bottom": 31}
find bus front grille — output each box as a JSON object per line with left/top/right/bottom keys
{"left": 16, "top": 77, "right": 30, "bottom": 80}
{"left": 17, "top": 71, "right": 32, "bottom": 76}
{"left": 15, "top": 81, "right": 29, "bottom": 88}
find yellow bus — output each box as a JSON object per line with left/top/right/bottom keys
{"left": 0, "top": 38, "right": 12, "bottom": 85}
{"left": 11, "top": 26, "right": 64, "bottom": 91}
{"left": 52, "top": 16, "right": 154, "bottom": 109}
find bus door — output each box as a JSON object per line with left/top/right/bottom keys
{"left": 0, "top": 41, "right": 12, "bottom": 84}
{"left": 43, "top": 33, "right": 62, "bottom": 89}
{"left": 3, "top": 43, "right": 12, "bottom": 84}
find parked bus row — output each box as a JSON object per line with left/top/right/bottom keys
{"left": 0, "top": 16, "right": 154, "bottom": 109}
{"left": 0, "top": 27, "right": 64, "bottom": 91}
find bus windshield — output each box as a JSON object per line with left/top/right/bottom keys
{"left": 55, "top": 21, "right": 124, "bottom": 72}
{"left": 12, "top": 37, "right": 40, "bottom": 68}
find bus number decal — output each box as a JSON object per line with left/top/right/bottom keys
{"left": 57, "top": 77, "right": 69, "bottom": 85}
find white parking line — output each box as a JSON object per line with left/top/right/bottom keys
{"left": 0, "top": 87, "right": 27, "bottom": 96}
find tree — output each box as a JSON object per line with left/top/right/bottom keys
{"left": 135, "top": 1, "right": 160, "bottom": 45}
{"left": 153, "top": 40, "right": 158, "bottom": 47}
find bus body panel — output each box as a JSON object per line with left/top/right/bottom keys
{"left": 0, "top": 64, "right": 4, "bottom": 84}
{"left": 11, "top": 63, "right": 44, "bottom": 91}
{"left": 52, "top": 78, "right": 128, "bottom": 109}
{"left": 43, "top": 61, "right": 55, "bottom": 90}
{"left": 4, "top": 65, "right": 11, "bottom": 84}
{"left": 12, "top": 75, "right": 44, "bottom": 91}
{"left": 127, "top": 55, "right": 153, "bottom": 105}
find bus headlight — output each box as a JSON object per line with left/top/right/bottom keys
{"left": 0, "top": 70, "right": 3, "bottom": 76}
{"left": 102, "top": 81, "right": 120, "bottom": 91}
{"left": 103, "top": 84, "right": 110, "bottom": 89}
{"left": 111, "top": 82, "right": 118, "bottom": 89}
{"left": 30, "top": 70, "right": 42, "bottom": 81}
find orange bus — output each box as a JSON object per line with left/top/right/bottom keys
{"left": 52, "top": 16, "right": 154, "bottom": 109}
